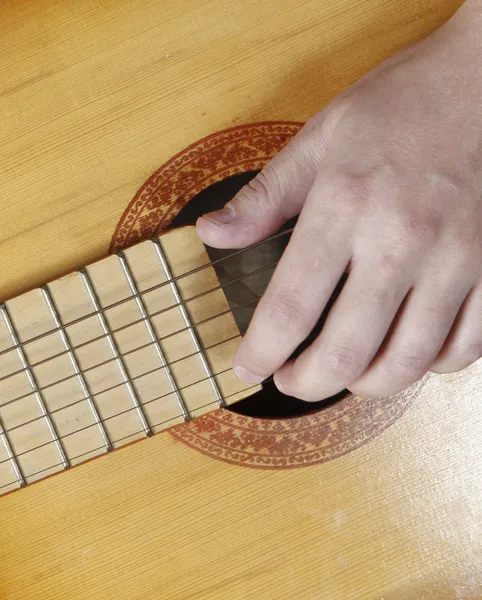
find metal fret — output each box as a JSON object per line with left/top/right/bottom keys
{"left": 41, "top": 285, "right": 113, "bottom": 451}
{"left": 0, "top": 362, "right": 242, "bottom": 472}
{"left": 118, "top": 253, "right": 191, "bottom": 421}
{"left": 0, "top": 381, "right": 261, "bottom": 492}
{"left": 0, "top": 260, "right": 275, "bottom": 389}
{"left": 0, "top": 228, "right": 291, "bottom": 363}
{"left": 0, "top": 413, "right": 26, "bottom": 487}
{"left": 0, "top": 334, "right": 240, "bottom": 444}
{"left": 151, "top": 238, "right": 225, "bottom": 408}
{"left": 0, "top": 304, "right": 70, "bottom": 470}
{"left": 79, "top": 269, "right": 153, "bottom": 437}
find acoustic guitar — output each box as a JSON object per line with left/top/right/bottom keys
{"left": 1, "top": 0, "right": 480, "bottom": 598}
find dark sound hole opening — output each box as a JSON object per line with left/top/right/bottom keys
{"left": 169, "top": 171, "right": 350, "bottom": 419}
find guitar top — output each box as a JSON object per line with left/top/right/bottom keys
{"left": 2, "top": 1, "right": 481, "bottom": 599}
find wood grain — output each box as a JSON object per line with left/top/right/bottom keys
{"left": 1, "top": 0, "right": 480, "bottom": 599}
{"left": 0, "top": 0, "right": 463, "bottom": 301}
{"left": 0, "top": 226, "right": 258, "bottom": 493}
{"left": 1, "top": 363, "right": 481, "bottom": 599}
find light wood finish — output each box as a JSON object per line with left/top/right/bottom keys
{"left": 0, "top": 0, "right": 463, "bottom": 302}
{"left": 0, "top": 226, "right": 257, "bottom": 493}
{"left": 1, "top": 364, "right": 481, "bottom": 599}
{"left": 2, "top": 1, "right": 481, "bottom": 599}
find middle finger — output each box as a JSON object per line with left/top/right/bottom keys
{"left": 273, "top": 250, "right": 413, "bottom": 400}
{"left": 233, "top": 177, "right": 354, "bottom": 383}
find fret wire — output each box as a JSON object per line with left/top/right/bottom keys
{"left": 1, "top": 333, "right": 242, "bottom": 441}
{"left": 0, "top": 304, "right": 70, "bottom": 469}
{"left": 152, "top": 238, "right": 225, "bottom": 409}
{"left": 0, "top": 226, "right": 291, "bottom": 359}
{"left": 0, "top": 382, "right": 261, "bottom": 491}
{"left": 0, "top": 413, "right": 26, "bottom": 487}
{"left": 117, "top": 252, "right": 190, "bottom": 422}
{"left": 79, "top": 269, "right": 153, "bottom": 437}
{"left": 0, "top": 261, "right": 276, "bottom": 385}
{"left": 41, "top": 285, "right": 113, "bottom": 451}
{"left": 0, "top": 295, "right": 260, "bottom": 412}
{"left": 0, "top": 364, "right": 257, "bottom": 466}
{"left": 0, "top": 290, "right": 254, "bottom": 389}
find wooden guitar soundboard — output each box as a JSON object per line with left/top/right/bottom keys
{"left": 1, "top": 1, "right": 481, "bottom": 598}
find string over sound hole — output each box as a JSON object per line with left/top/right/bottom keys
{"left": 170, "top": 172, "right": 350, "bottom": 418}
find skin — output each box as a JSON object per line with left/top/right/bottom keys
{"left": 197, "top": 0, "right": 482, "bottom": 402}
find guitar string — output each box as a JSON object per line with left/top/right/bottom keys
{"left": 0, "top": 251, "right": 271, "bottom": 460}
{"left": 0, "top": 381, "right": 263, "bottom": 491}
{"left": 0, "top": 260, "right": 275, "bottom": 386}
{"left": 0, "top": 232, "right": 288, "bottom": 485}
{"left": 0, "top": 335, "right": 240, "bottom": 439}
{"left": 0, "top": 372, "right": 265, "bottom": 472}
{"left": 0, "top": 261, "right": 273, "bottom": 408}
{"left": 0, "top": 227, "right": 293, "bottom": 358}
{"left": 0, "top": 296, "right": 261, "bottom": 436}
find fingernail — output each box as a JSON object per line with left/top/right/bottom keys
{"left": 234, "top": 366, "right": 265, "bottom": 384}
{"left": 201, "top": 204, "right": 235, "bottom": 227}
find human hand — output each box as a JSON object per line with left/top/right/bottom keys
{"left": 196, "top": 1, "right": 482, "bottom": 401}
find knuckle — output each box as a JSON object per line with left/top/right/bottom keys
{"left": 448, "top": 228, "right": 481, "bottom": 262}
{"left": 237, "top": 166, "right": 282, "bottom": 217}
{"left": 384, "top": 209, "right": 441, "bottom": 252}
{"left": 270, "top": 291, "right": 307, "bottom": 330}
{"left": 336, "top": 174, "right": 368, "bottom": 205}
{"left": 449, "top": 342, "right": 482, "bottom": 370}
{"left": 324, "top": 343, "right": 367, "bottom": 382}
{"left": 376, "top": 250, "right": 410, "bottom": 279}
{"left": 388, "top": 347, "right": 432, "bottom": 380}
{"left": 321, "top": 174, "right": 367, "bottom": 219}
{"left": 408, "top": 206, "right": 444, "bottom": 240}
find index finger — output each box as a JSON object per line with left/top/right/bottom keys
{"left": 233, "top": 176, "right": 354, "bottom": 384}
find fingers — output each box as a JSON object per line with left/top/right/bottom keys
{"left": 272, "top": 253, "right": 413, "bottom": 401}
{"left": 271, "top": 245, "right": 476, "bottom": 401}
{"left": 232, "top": 174, "right": 355, "bottom": 383}
{"left": 349, "top": 266, "right": 472, "bottom": 398}
{"left": 430, "top": 284, "right": 482, "bottom": 374}
{"left": 196, "top": 121, "right": 326, "bottom": 249}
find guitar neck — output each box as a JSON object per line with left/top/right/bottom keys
{"left": 0, "top": 226, "right": 259, "bottom": 495}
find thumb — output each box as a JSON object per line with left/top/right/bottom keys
{"left": 196, "top": 121, "right": 325, "bottom": 249}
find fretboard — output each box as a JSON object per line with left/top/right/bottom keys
{"left": 0, "top": 227, "right": 260, "bottom": 495}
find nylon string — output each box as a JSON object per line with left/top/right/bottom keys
{"left": 0, "top": 228, "right": 292, "bottom": 358}
{"left": 0, "top": 230, "right": 292, "bottom": 486}
{"left": 0, "top": 381, "right": 264, "bottom": 491}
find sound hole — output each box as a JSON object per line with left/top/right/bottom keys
{"left": 169, "top": 172, "right": 350, "bottom": 418}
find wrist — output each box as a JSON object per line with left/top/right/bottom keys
{"left": 462, "top": 0, "right": 482, "bottom": 11}
{"left": 425, "top": 0, "right": 482, "bottom": 65}
{"left": 447, "top": 0, "right": 482, "bottom": 40}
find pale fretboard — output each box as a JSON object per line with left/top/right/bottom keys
{"left": 0, "top": 227, "right": 260, "bottom": 494}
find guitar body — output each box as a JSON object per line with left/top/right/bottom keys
{"left": 1, "top": 1, "right": 481, "bottom": 598}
